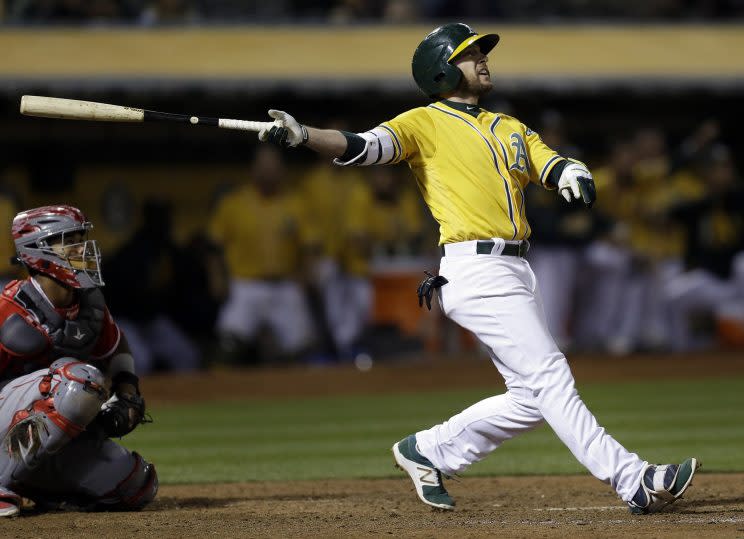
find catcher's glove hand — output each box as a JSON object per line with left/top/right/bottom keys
{"left": 97, "top": 393, "right": 150, "bottom": 438}
{"left": 417, "top": 271, "right": 448, "bottom": 311}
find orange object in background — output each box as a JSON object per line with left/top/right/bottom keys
{"left": 371, "top": 266, "right": 429, "bottom": 336}
{"left": 718, "top": 317, "right": 744, "bottom": 348}
{"left": 369, "top": 260, "right": 480, "bottom": 355}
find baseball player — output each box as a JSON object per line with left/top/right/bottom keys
{"left": 257, "top": 23, "right": 699, "bottom": 514}
{"left": 0, "top": 205, "right": 158, "bottom": 517}
{"left": 209, "top": 145, "right": 316, "bottom": 363}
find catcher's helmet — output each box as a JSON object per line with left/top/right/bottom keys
{"left": 412, "top": 23, "right": 499, "bottom": 99}
{"left": 12, "top": 205, "right": 103, "bottom": 288}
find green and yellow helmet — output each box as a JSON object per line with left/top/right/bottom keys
{"left": 411, "top": 23, "right": 499, "bottom": 99}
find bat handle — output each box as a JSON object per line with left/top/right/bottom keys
{"left": 218, "top": 119, "right": 275, "bottom": 132}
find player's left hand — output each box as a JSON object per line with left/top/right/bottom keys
{"left": 97, "top": 391, "right": 150, "bottom": 438}
{"left": 258, "top": 109, "right": 309, "bottom": 148}
{"left": 558, "top": 161, "right": 596, "bottom": 208}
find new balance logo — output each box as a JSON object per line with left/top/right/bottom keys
{"left": 416, "top": 466, "right": 438, "bottom": 485}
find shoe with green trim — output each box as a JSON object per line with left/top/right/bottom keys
{"left": 627, "top": 457, "right": 700, "bottom": 514}
{"left": 392, "top": 435, "right": 455, "bottom": 510}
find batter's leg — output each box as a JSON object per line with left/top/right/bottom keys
{"left": 422, "top": 255, "right": 646, "bottom": 501}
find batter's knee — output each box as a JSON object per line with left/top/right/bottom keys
{"left": 97, "top": 452, "right": 159, "bottom": 510}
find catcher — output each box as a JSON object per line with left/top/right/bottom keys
{"left": 0, "top": 205, "right": 157, "bottom": 517}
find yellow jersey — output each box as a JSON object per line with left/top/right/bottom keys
{"left": 208, "top": 184, "right": 306, "bottom": 280}
{"left": 381, "top": 100, "right": 564, "bottom": 244}
{"left": 0, "top": 196, "right": 17, "bottom": 277}
{"left": 300, "top": 163, "right": 368, "bottom": 259}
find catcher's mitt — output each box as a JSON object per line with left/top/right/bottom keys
{"left": 97, "top": 393, "right": 150, "bottom": 438}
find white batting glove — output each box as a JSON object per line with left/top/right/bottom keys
{"left": 258, "top": 109, "right": 308, "bottom": 148}
{"left": 557, "top": 161, "right": 596, "bottom": 207}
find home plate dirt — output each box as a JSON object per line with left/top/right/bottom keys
{"left": 2, "top": 473, "right": 742, "bottom": 538}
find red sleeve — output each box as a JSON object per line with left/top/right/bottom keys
{"left": 89, "top": 307, "right": 121, "bottom": 360}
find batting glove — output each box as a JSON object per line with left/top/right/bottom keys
{"left": 557, "top": 161, "right": 596, "bottom": 208}
{"left": 258, "top": 109, "right": 309, "bottom": 148}
{"left": 417, "top": 271, "right": 448, "bottom": 310}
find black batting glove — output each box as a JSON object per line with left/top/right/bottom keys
{"left": 576, "top": 176, "right": 596, "bottom": 208}
{"left": 267, "top": 125, "right": 291, "bottom": 148}
{"left": 417, "top": 271, "right": 448, "bottom": 310}
{"left": 558, "top": 161, "right": 597, "bottom": 208}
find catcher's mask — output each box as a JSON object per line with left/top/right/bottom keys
{"left": 412, "top": 22, "right": 499, "bottom": 99}
{"left": 12, "top": 205, "right": 104, "bottom": 288}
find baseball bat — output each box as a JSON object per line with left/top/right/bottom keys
{"left": 19, "top": 95, "right": 274, "bottom": 132}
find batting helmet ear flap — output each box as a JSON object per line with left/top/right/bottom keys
{"left": 412, "top": 42, "right": 463, "bottom": 99}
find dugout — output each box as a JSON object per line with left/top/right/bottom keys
{"left": 0, "top": 23, "right": 743, "bottom": 356}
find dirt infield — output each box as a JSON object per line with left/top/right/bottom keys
{"left": 4, "top": 474, "right": 743, "bottom": 538}
{"left": 4, "top": 352, "right": 744, "bottom": 537}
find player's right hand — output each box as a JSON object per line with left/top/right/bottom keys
{"left": 258, "top": 109, "right": 308, "bottom": 148}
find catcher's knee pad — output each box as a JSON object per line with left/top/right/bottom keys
{"left": 98, "top": 452, "right": 159, "bottom": 510}
{"left": 1, "top": 359, "right": 107, "bottom": 482}
{"left": 47, "top": 358, "right": 108, "bottom": 428}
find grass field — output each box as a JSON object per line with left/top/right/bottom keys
{"left": 124, "top": 376, "right": 744, "bottom": 484}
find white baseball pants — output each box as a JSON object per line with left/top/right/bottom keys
{"left": 217, "top": 279, "right": 314, "bottom": 353}
{"left": 414, "top": 240, "right": 646, "bottom": 501}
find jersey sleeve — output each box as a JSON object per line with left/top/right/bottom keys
{"left": 382, "top": 107, "right": 434, "bottom": 166}
{"left": 524, "top": 124, "right": 565, "bottom": 188}
{"left": 89, "top": 307, "right": 121, "bottom": 360}
{"left": 334, "top": 107, "right": 433, "bottom": 167}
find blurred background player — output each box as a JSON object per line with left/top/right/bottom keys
{"left": 208, "top": 145, "right": 316, "bottom": 365}
{"left": 525, "top": 109, "right": 602, "bottom": 351}
{"left": 0, "top": 205, "right": 157, "bottom": 517}
{"left": 104, "top": 198, "right": 202, "bottom": 374}
{"left": 300, "top": 124, "right": 372, "bottom": 362}
{"left": 664, "top": 144, "right": 744, "bottom": 350}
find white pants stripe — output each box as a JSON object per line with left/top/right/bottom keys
{"left": 414, "top": 251, "right": 646, "bottom": 501}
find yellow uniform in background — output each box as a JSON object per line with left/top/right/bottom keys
{"left": 209, "top": 184, "right": 305, "bottom": 280}
{"left": 300, "top": 163, "right": 368, "bottom": 261}
{"left": 209, "top": 182, "right": 314, "bottom": 355}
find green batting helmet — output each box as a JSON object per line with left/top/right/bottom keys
{"left": 412, "top": 23, "right": 499, "bottom": 99}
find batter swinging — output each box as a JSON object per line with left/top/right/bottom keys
{"left": 259, "top": 23, "right": 698, "bottom": 514}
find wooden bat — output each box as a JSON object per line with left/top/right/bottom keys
{"left": 19, "top": 95, "right": 274, "bottom": 132}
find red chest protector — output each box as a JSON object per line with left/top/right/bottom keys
{"left": 0, "top": 280, "right": 106, "bottom": 379}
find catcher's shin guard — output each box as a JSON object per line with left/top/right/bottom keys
{"left": 96, "top": 452, "right": 158, "bottom": 510}
{"left": 0, "top": 359, "right": 107, "bottom": 485}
